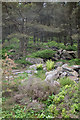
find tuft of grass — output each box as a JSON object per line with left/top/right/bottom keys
{"left": 35, "top": 70, "right": 46, "bottom": 80}
{"left": 46, "top": 60, "right": 54, "bottom": 71}
{"left": 37, "top": 64, "right": 43, "bottom": 70}
{"left": 59, "top": 77, "right": 75, "bottom": 87}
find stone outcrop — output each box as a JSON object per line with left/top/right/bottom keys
{"left": 45, "top": 63, "right": 79, "bottom": 83}
{"left": 26, "top": 58, "right": 44, "bottom": 64}
{"left": 53, "top": 49, "right": 77, "bottom": 60}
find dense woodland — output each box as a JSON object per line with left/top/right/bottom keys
{"left": 2, "top": 2, "right": 80, "bottom": 119}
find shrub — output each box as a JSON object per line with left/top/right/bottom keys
{"left": 69, "top": 59, "right": 80, "bottom": 65}
{"left": 2, "top": 53, "right": 16, "bottom": 81}
{"left": 18, "top": 76, "right": 59, "bottom": 101}
{"left": 59, "top": 77, "right": 75, "bottom": 87}
{"left": 65, "top": 44, "right": 77, "bottom": 51}
{"left": 46, "top": 60, "right": 54, "bottom": 71}
{"left": 30, "top": 49, "right": 56, "bottom": 59}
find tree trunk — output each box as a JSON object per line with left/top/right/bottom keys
{"left": 77, "top": 38, "right": 80, "bottom": 58}
{"left": 64, "top": 36, "right": 67, "bottom": 46}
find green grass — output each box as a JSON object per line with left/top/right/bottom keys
{"left": 59, "top": 77, "right": 75, "bottom": 87}
{"left": 35, "top": 70, "right": 46, "bottom": 80}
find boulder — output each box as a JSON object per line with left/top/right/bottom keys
{"left": 62, "top": 64, "right": 73, "bottom": 72}
{"left": 72, "top": 65, "right": 80, "bottom": 71}
{"left": 45, "top": 67, "right": 62, "bottom": 83}
{"left": 68, "top": 71, "right": 78, "bottom": 77}
{"left": 62, "top": 50, "right": 73, "bottom": 60}
{"left": 67, "top": 51, "right": 77, "bottom": 58}
{"left": 26, "top": 58, "right": 44, "bottom": 64}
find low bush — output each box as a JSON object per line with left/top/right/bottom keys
{"left": 29, "top": 49, "right": 56, "bottom": 59}
{"left": 18, "top": 76, "right": 59, "bottom": 101}
{"left": 38, "top": 84, "right": 79, "bottom": 118}
{"left": 65, "top": 44, "right": 77, "bottom": 51}
{"left": 46, "top": 60, "right": 54, "bottom": 71}
{"left": 45, "top": 41, "right": 77, "bottom": 51}
{"left": 69, "top": 59, "right": 80, "bottom": 65}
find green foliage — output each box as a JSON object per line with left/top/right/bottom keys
{"left": 69, "top": 59, "right": 80, "bottom": 65}
{"left": 2, "top": 105, "right": 26, "bottom": 118}
{"left": 56, "top": 59, "right": 80, "bottom": 66}
{"left": 44, "top": 41, "right": 77, "bottom": 51}
{"left": 37, "top": 64, "right": 43, "bottom": 70}
{"left": 2, "top": 81, "right": 80, "bottom": 118}
{"left": 29, "top": 49, "right": 56, "bottom": 59}
{"left": 35, "top": 70, "right": 46, "bottom": 80}
{"left": 65, "top": 44, "right": 77, "bottom": 51}
{"left": 59, "top": 77, "right": 75, "bottom": 87}
{"left": 46, "top": 60, "right": 54, "bottom": 71}
{"left": 15, "top": 58, "right": 32, "bottom": 65}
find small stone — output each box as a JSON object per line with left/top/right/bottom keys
{"left": 26, "top": 57, "right": 44, "bottom": 64}
{"left": 25, "top": 70, "right": 32, "bottom": 74}
{"left": 43, "top": 67, "right": 47, "bottom": 71}
{"left": 34, "top": 71, "right": 38, "bottom": 74}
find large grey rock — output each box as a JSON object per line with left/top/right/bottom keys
{"left": 45, "top": 67, "right": 62, "bottom": 83}
{"left": 68, "top": 71, "right": 78, "bottom": 77}
{"left": 62, "top": 64, "right": 73, "bottom": 72}
{"left": 62, "top": 50, "right": 73, "bottom": 60}
{"left": 26, "top": 58, "right": 44, "bottom": 64}
{"left": 68, "top": 76, "right": 79, "bottom": 83}
{"left": 67, "top": 51, "right": 77, "bottom": 58}
{"left": 72, "top": 65, "right": 80, "bottom": 71}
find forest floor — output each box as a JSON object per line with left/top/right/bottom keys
{"left": 2, "top": 40, "right": 80, "bottom": 119}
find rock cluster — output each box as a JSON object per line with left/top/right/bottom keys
{"left": 26, "top": 57, "right": 44, "bottom": 64}
{"left": 53, "top": 49, "right": 77, "bottom": 60}
{"left": 45, "top": 63, "right": 79, "bottom": 83}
